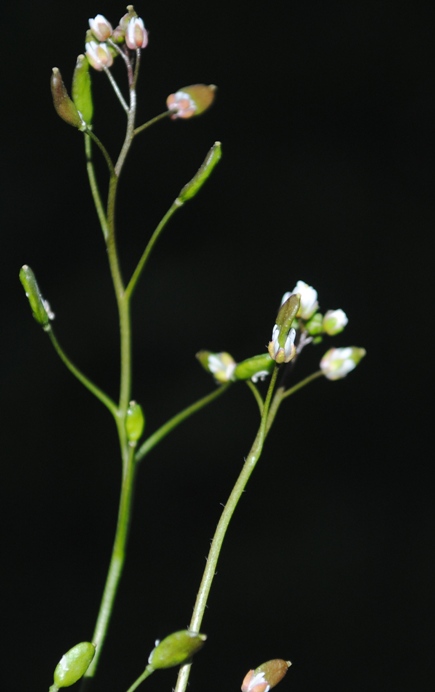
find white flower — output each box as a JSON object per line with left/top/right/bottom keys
{"left": 89, "top": 14, "right": 113, "bottom": 41}
{"left": 125, "top": 17, "right": 149, "bottom": 49}
{"left": 85, "top": 41, "right": 113, "bottom": 71}
{"left": 320, "top": 346, "right": 366, "bottom": 380}
{"left": 322, "top": 308, "right": 348, "bottom": 335}
{"left": 291, "top": 280, "right": 318, "bottom": 319}
{"left": 268, "top": 324, "right": 296, "bottom": 364}
{"left": 207, "top": 352, "right": 236, "bottom": 383}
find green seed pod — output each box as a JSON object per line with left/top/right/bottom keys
{"left": 19, "top": 265, "right": 54, "bottom": 330}
{"left": 177, "top": 142, "right": 222, "bottom": 204}
{"left": 234, "top": 353, "right": 274, "bottom": 382}
{"left": 148, "top": 630, "right": 207, "bottom": 669}
{"left": 52, "top": 642, "right": 95, "bottom": 688}
{"left": 275, "top": 294, "right": 300, "bottom": 337}
{"left": 126, "top": 400, "right": 145, "bottom": 444}
{"left": 72, "top": 54, "right": 93, "bottom": 126}
{"left": 51, "top": 67, "right": 85, "bottom": 130}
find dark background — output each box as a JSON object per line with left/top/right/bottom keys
{"left": 1, "top": 1, "right": 433, "bottom": 690}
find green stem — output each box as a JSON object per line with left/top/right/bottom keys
{"left": 80, "top": 83, "right": 139, "bottom": 692}
{"left": 125, "top": 665, "right": 155, "bottom": 692}
{"left": 174, "top": 367, "right": 280, "bottom": 692}
{"left": 82, "top": 446, "right": 137, "bottom": 682}
{"left": 84, "top": 134, "right": 110, "bottom": 240}
{"left": 134, "top": 110, "right": 172, "bottom": 136}
{"left": 125, "top": 200, "right": 182, "bottom": 300}
{"left": 105, "top": 174, "right": 132, "bottom": 421}
{"left": 245, "top": 380, "right": 264, "bottom": 415}
{"left": 135, "top": 383, "right": 231, "bottom": 463}
{"left": 280, "top": 369, "right": 324, "bottom": 400}
{"left": 46, "top": 328, "right": 117, "bottom": 416}
{"left": 85, "top": 128, "right": 115, "bottom": 177}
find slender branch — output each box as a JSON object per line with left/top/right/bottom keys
{"left": 46, "top": 328, "right": 117, "bottom": 416}
{"left": 134, "top": 110, "right": 172, "bottom": 136}
{"left": 125, "top": 201, "right": 181, "bottom": 300}
{"left": 84, "top": 134, "right": 109, "bottom": 240}
{"left": 174, "top": 367, "right": 279, "bottom": 692}
{"left": 125, "top": 665, "right": 154, "bottom": 692}
{"left": 85, "top": 128, "right": 115, "bottom": 176}
{"left": 103, "top": 66, "right": 129, "bottom": 112}
{"left": 135, "top": 383, "right": 232, "bottom": 463}
{"left": 280, "top": 369, "right": 324, "bottom": 400}
{"left": 245, "top": 380, "right": 264, "bottom": 415}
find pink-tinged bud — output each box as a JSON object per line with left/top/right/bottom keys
{"left": 125, "top": 17, "right": 148, "bottom": 49}
{"left": 89, "top": 14, "right": 113, "bottom": 41}
{"left": 85, "top": 41, "right": 113, "bottom": 71}
{"left": 167, "top": 84, "right": 217, "bottom": 120}
{"left": 242, "top": 670, "right": 269, "bottom": 692}
{"left": 242, "top": 660, "right": 291, "bottom": 692}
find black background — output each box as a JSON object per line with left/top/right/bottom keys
{"left": 1, "top": 1, "right": 433, "bottom": 690}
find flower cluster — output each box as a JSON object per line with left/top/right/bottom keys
{"left": 267, "top": 280, "right": 365, "bottom": 380}
{"left": 198, "top": 280, "right": 365, "bottom": 387}
{"left": 86, "top": 8, "right": 149, "bottom": 71}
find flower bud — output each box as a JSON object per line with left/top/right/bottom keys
{"left": 19, "top": 265, "right": 54, "bottom": 330}
{"left": 322, "top": 308, "right": 348, "bottom": 335}
{"left": 177, "top": 142, "right": 222, "bottom": 204}
{"left": 52, "top": 642, "right": 95, "bottom": 689}
{"left": 72, "top": 54, "right": 93, "bottom": 126}
{"left": 268, "top": 293, "right": 300, "bottom": 364}
{"left": 148, "top": 630, "right": 206, "bottom": 669}
{"left": 234, "top": 354, "right": 274, "bottom": 382}
{"left": 196, "top": 350, "right": 236, "bottom": 383}
{"left": 51, "top": 68, "right": 85, "bottom": 130}
{"left": 89, "top": 14, "right": 113, "bottom": 41}
{"left": 290, "top": 280, "right": 318, "bottom": 320}
{"left": 125, "top": 17, "right": 148, "bottom": 49}
{"left": 126, "top": 400, "right": 145, "bottom": 445}
{"left": 320, "top": 346, "right": 366, "bottom": 380}
{"left": 242, "top": 660, "right": 291, "bottom": 692}
{"left": 167, "top": 84, "right": 217, "bottom": 120}
{"left": 85, "top": 41, "right": 114, "bottom": 71}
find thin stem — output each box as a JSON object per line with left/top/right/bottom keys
{"left": 115, "top": 87, "right": 137, "bottom": 177}
{"left": 245, "top": 380, "right": 264, "bottom": 415}
{"left": 266, "top": 370, "right": 324, "bottom": 435}
{"left": 135, "top": 383, "right": 231, "bottom": 463}
{"left": 174, "top": 367, "right": 280, "bottom": 692}
{"left": 85, "top": 128, "right": 115, "bottom": 176}
{"left": 103, "top": 66, "right": 129, "bottom": 113}
{"left": 80, "top": 73, "right": 140, "bottom": 692}
{"left": 84, "top": 134, "right": 110, "bottom": 240}
{"left": 46, "top": 328, "right": 117, "bottom": 416}
{"left": 134, "top": 110, "right": 172, "bottom": 136}
{"left": 105, "top": 174, "right": 132, "bottom": 420}
{"left": 125, "top": 200, "right": 181, "bottom": 300}
{"left": 125, "top": 665, "right": 154, "bottom": 692}
{"left": 280, "top": 369, "right": 324, "bottom": 400}
{"left": 82, "top": 446, "right": 137, "bottom": 683}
